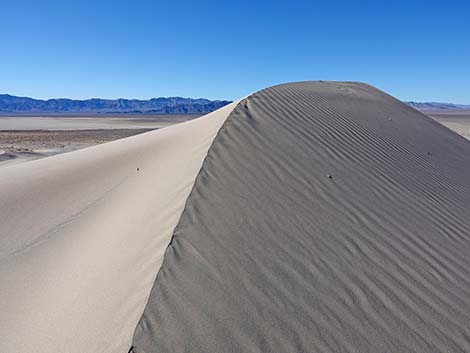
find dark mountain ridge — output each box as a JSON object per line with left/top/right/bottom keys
{"left": 0, "top": 94, "right": 231, "bottom": 114}
{"left": 1, "top": 93, "right": 468, "bottom": 114}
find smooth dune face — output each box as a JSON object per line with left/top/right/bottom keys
{"left": 0, "top": 101, "right": 238, "bottom": 353}
{"left": 132, "top": 82, "right": 470, "bottom": 352}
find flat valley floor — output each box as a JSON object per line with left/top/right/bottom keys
{"left": 427, "top": 111, "right": 470, "bottom": 139}
{"left": 0, "top": 114, "right": 197, "bottom": 166}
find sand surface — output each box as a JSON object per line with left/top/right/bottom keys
{"left": 2, "top": 82, "right": 470, "bottom": 353}
{"left": 0, "top": 114, "right": 196, "bottom": 130}
{"left": 0, "top": 102, "right": 237, "bottom": 353}
{"left": 133, "top": 82, "right": 470, "bottom": 353}
{"left": 0, "top": 129, "right": 153, "bottom": 166}
{"left": 429, "top": 112, "right": 470, "bottom": 140}
{"left": 1, "top": 112, "right": 468, "bottom": 169}
{"left": 0, "top": 115, "right": 197, "bottom": 166}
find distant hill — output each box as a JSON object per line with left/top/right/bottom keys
{"left": 407, "top": 101, "right": 470, "bottom": 111}
{"left": 0, "top": 94, "right": 231, "bottom": 114}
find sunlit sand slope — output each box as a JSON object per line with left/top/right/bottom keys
{"left": 0, "top": 101, "right": 238, "bottom": 353}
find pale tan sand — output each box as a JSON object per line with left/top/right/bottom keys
{"left": 0, "top": 115, "right": 197, "bottom": 167}
{"left": 428, "top": 112, "right": 470, "bottom": 140}
{"left": 0, "top": 129, "right": 154, "bottom": 167}
{"left": 0, "top": 101, "right": 238, "bottom": 353}
{"left": 0, "top": 115, "right": 196, "bottom": 130}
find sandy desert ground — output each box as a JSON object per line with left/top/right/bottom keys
{"left": 0, "top": 115, "right": 197, "bottom": 166}
{"left": 0, "top": 114, "right": 197, "bottom": 130}
{"left": 428, "top": 111, "right": 470, "bottom": 139}
{"left": 0, "top": 129, "right": 153, "bottom": 166}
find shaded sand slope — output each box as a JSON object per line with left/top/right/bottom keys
{"left": 0, "top": 101, "right": 238, "bottom": 353}
{"left": 133, "top": 82, "right": 470, "bottom": 352}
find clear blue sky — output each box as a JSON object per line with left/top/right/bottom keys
{"left": 1, "top": 0, "right": 469, "bottom": 102}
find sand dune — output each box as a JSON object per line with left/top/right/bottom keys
{"left": 2, "top": 82, "right": 470, "bottom": 353}
{"left": 0, "top": 101, "right": 238, "bottom": 352}
{"left": 132, "top": 82, "right": 470, "bottom": 352}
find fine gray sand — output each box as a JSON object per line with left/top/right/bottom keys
{"left": 2, "top": 82, "right": 470, "bottom": 353}
{"left": 133, "top": 82, "right": 470, "bottom": 353}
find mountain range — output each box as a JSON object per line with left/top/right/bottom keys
{"left": 0, "top": 93, "right": 468, "bottom": 114}
{"left": 407, "top": 101, "right": 470, "bottom": 111}
{"left": 0, "top": 94, "right": 231, "bottom": 114}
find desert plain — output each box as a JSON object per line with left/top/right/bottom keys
{"left": 0, "top": 114, "right": 197, "bottom": 166}
{"left": 427, "top": 111, "right": 470, "bottom": 139}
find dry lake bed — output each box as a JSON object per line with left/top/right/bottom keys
{"left": 427, "top": 111, "right": 470, "bottom": 140}
{"left": 0, "top": 114, "right": 197, "bottom": 166}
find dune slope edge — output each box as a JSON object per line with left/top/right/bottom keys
{"left": 133, "top": 82, "right": 470, "bottom": 352}
{"left": 0, "top": 101, "right": 238, "bottom": 353}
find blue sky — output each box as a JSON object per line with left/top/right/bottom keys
{"left": 1, "top": 0, "right": 469, "bottom": 102}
